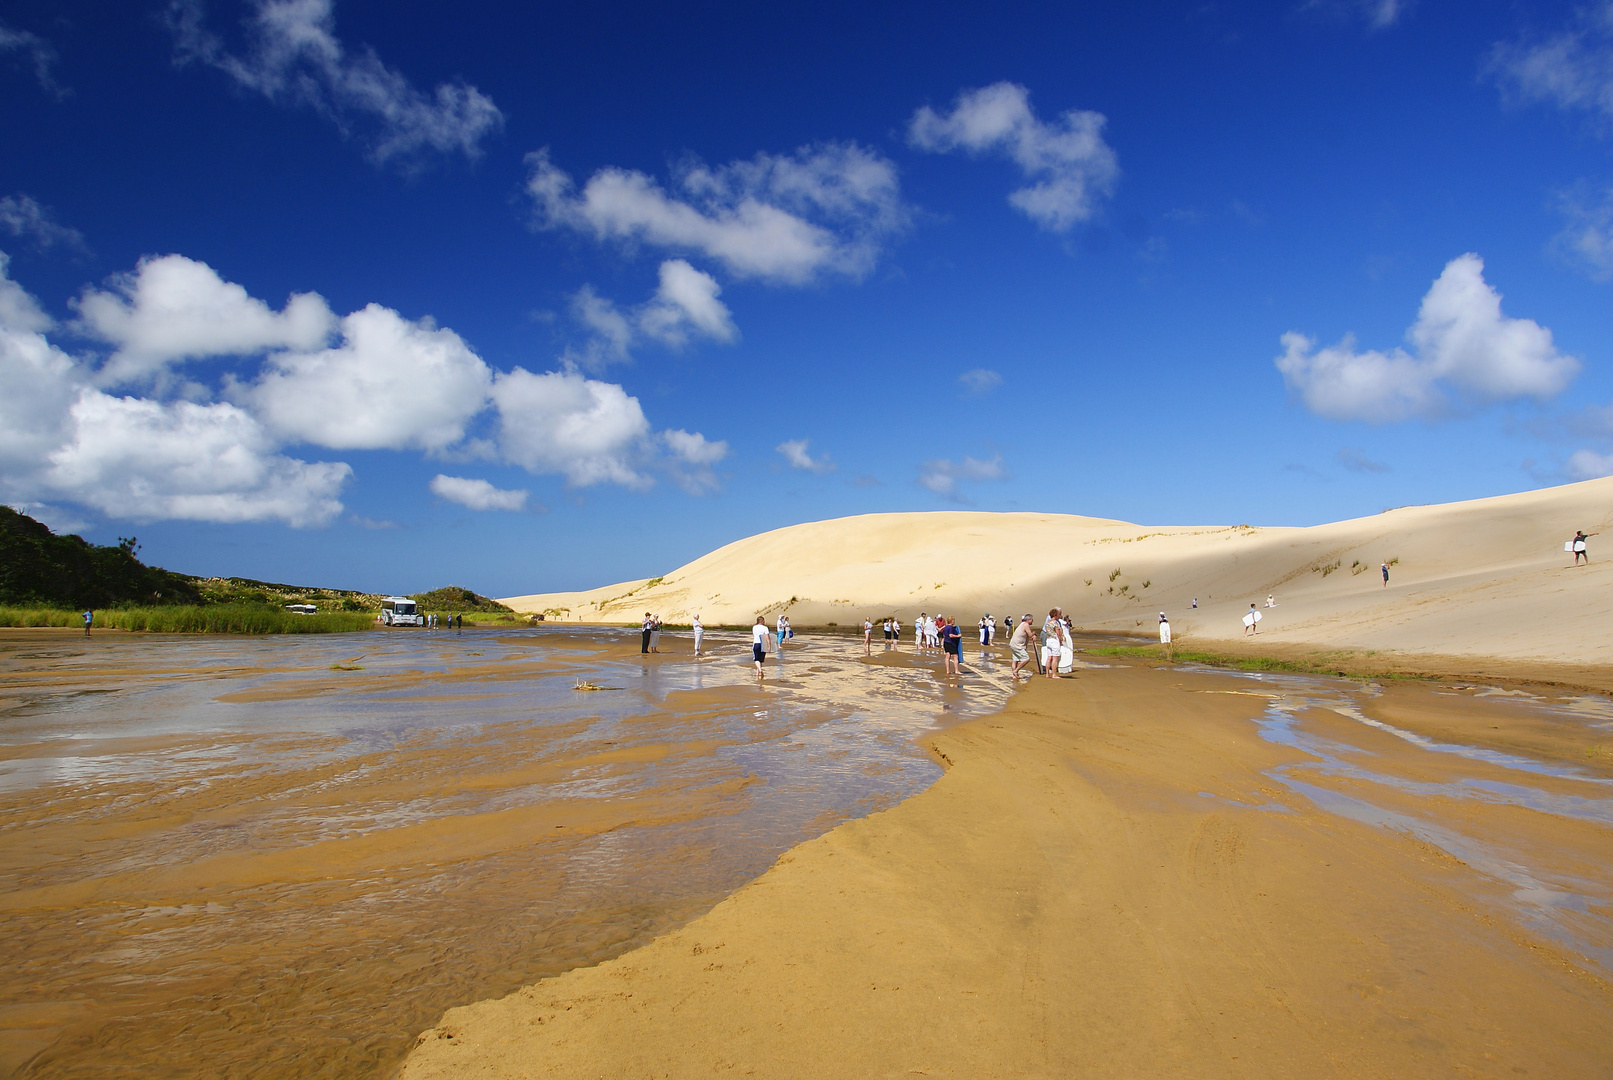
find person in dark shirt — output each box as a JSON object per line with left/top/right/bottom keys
{"left": 939, "top": 616, "right": 963, "bottom": 676}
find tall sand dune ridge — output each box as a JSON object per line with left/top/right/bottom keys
{"left": 501, "top": 476, "right": 1613, "bottom": 664}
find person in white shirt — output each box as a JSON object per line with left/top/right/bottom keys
{"left": 1042, "top": 609, "right": 1064, "bottom": 679}
{"left": 692, "top": 613, "right": 704, "bottom": 656}
{"left": 776, "top": 613, "right": 786, "bottom": 648}
{"left": 1058, "top": 617, "right": 1075, "bottom": 674}
{"left": 916, "top": 614, "right": 926, "bottom": 650}
{"left": 863, "top": 617, "right": 874, "bottom": 654}
{"left": 1158, "top": 612, "right": 1171, "bottom": 645}
{"left": 752, "top": 616, "right": 770, "bottom": 678}
{"left": 891, "top": 618, "right": 900, "bottom": 649}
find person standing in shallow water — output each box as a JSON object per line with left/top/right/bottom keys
{"left": 1009, "top": 615, "right": 1035, "bottom": 679}
{"left": 641, "top": 612, "right": 653, "bottom": 654}
{"left": 82, "top": 609, "right": 92, "bottom": 637}
{"left": 751, "top": 616, "right": 770, "bottom": 679}
{"left": 863, "top": 617, "right": 874, "bottom": 654}
{"left": 692, "top": 613, "right": 704, "bottom": 657}
{"left": 940, "top": 616, "right": 963, "bottom": 676}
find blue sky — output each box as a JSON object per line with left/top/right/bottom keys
{"left": 4, "top": 0, "right": 1613, "bottom": 596}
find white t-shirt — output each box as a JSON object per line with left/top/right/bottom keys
{"left": 752, "top": 624, "right": 768, "bottom": 648}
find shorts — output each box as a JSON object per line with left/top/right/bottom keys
{"left": 753, "top": 644, "right": 766, "bottom": 663}
{"left": 1011, "top": 643, "right": 1030, "bottom": 662}
{"left": 884, "top": 630, "right": 892, "bottom": 639}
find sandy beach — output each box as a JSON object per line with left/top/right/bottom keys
{"left": 0, "top": 628, "right": 994, "bottom": 1078}
{"left": 403, "top": 659, "right": 1613, "bottom": 1079}
{"left": 403, "top": 480, "right": 1613, "bottom": 1078}
{"left": 502, "top": 476, "right": 1613, "bottom": 665}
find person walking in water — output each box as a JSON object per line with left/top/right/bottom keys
{"left": 1009, "top": 615, "right": 1035, "bottom": 679}
{"left": 1042, "top": 609, "right": 1065, "bottom": 679}
{"left": 863, "top": 617, "right": 874, "bottom": 654}
{"left": 940, "top": 616, "right": 963, "bottom": 676}
{"left": 641, "top": 612, "right": 653, "bottom": 654}
{"left": 692, "top": 613, "right": 704, "bottom": 657}
{"left": 82, "top": 609, "right": 93, "bottom": 638}
{"left": 890, "top": 617, "right": 900, "bottom": 650}
{"left": 1573, "top": 530, "right": 1595, "bottom": 565}
{"left": 1381, "top": 562, "right": 1390, "bottom": 586}
{"left": 751, "top": 616, "right": 770, "bottom": 679}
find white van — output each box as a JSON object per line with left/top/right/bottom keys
{"left": 380, "top": 597, "right": 424, "bottom": 626}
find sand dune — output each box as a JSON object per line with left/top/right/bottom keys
{"left": 503, "top": 476, "right": 1613, "bottom": 664}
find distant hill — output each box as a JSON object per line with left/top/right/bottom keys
{"left": 410, "top": 586, "right": 513, "bottom": 613}
{"left": 0, "top": 506, "right": 202, "bottom": 609}
{"left": 1, "top": 508, "right": 511, "bottom": 615}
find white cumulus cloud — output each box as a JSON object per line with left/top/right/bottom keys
{"left": 776, "top": 438, "right": 834, "bottom": 474}
{"left": 429, "top": 474, "right": 527, "bottom": 511}
{"left": 1490, "top": 3, "right": 1613, "bottom": 124}
{"left": 167, "top": 0, "right": 503, "bottom": 165}
{"left": 525, "top": 143, "right": 907, "bottom": 284}
{"left": 0, "top": 20, "right": 64, "bottom": 97}
{"left": 0, "top": 195, "right": 86, "bottom": 253}
{"left": 918, "top": 455, "right": 1004, "bottom": 497}
{"left": 244, "top": 303, "right": 492, "bottom": 451}
{"left": 1552, "top": 183, "right": 1613, "bottom": 281}
{"left": 0, "top": 253, "right": 80, "bottom": 477}
{"left": 664, "top": 428, "right": 728, "bottom": 465}
{"left": 491, "top": 368, "right": 653, "bottom": 489}
{"left": 1567, "top": 449, "right": 1613, "bottom": 479}
{"left": 43, "top": 391, "right": 349, "bottom": 526}
{"left": 957, "top": 368, "right": 1002, "bottom": 395}
{"left": 3, "top": 249, "right": 731, "bottom": 525}
{"left": 908, "top": 82, "right": 1119, "bottom": 232}
{"left": 1, "top": 254, "right": 352, "bottom": 528}
{"left": 639, "top": 259, "right": 737, "bottom": 346}
{"left": 661, "top": 428, "right": 728, "bottom": 495}
{"left": 1275, "top": 254, "right": 1579, "bottom": 423}
{"left": 566, "top": 259, "right": 738, "bottom": 368}
{"left": 76, "top": 254, "right": 336, "bottom": 384}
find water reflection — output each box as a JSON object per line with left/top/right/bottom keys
{"left": 0, "top": 628, "right": 1009, "bottom": 1079}
{"left": 1189, "top": 666, "right": 1613, "bottom": 976}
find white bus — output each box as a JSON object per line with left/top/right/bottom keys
{"left": 380, "top": 597, "right": 424, "bottom": 626}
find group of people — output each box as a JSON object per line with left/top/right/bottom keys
{"left": 862, "top": 617, "right": 904, "bottom": 652}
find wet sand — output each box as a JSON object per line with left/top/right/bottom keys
{"left": 0, "top": 628, "right": 1008, "bottom": 1079}
{"left": 403, "top": 657, "right": 1613, "bottom": 1079}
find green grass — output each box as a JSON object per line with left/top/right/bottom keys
{"left": 1083, "top": 645, "right": 1412, "bottom": 681}
{"left": 0, "top": 604, "right": 376, "bottom": 634}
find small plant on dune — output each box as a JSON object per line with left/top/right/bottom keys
{"left": 1388, "top": 557, "right": 1400, "bottom": 566}
{"left": 1084, "top": 579, "right": 1092, "bottom": 587}
{"left": 1118, "top": 584, "right": 1130, "bottom": 595}
{"left": 1315, "top": 560, "right": 1342, "bottom": 578}
{"left": 1108, "top": 568, "right": 1122, "bottom": 582}
{"left": 1142, "top": 580, "right": 1151, "bottom": 589}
